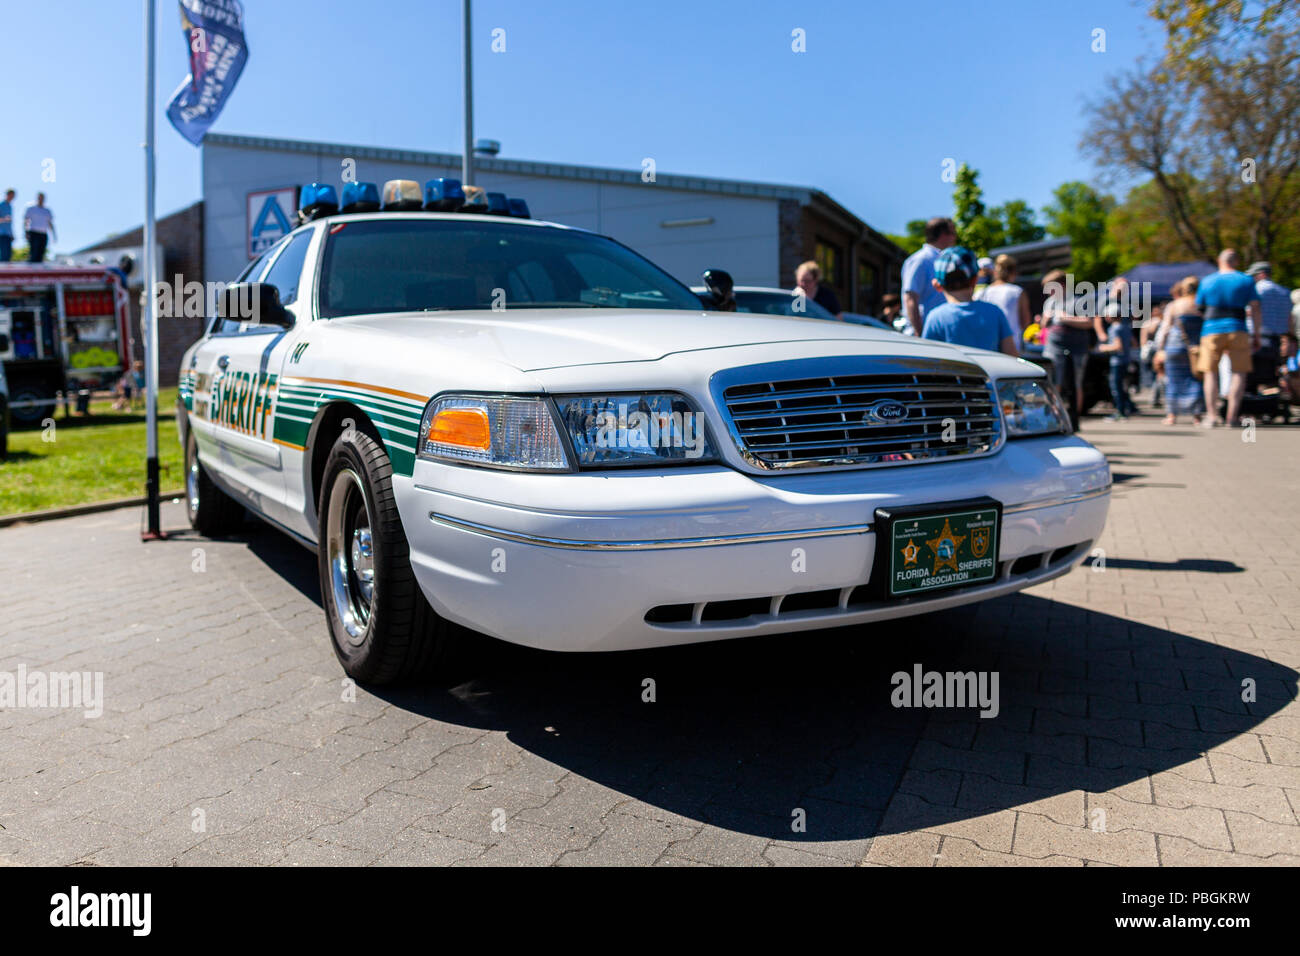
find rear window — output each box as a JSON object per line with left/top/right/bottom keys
{"left": 733, "top": 290, "right": 835, "bottom": 319}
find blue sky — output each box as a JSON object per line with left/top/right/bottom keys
{"left": 2, "top": 0, "right": 1164, "bottom": 253}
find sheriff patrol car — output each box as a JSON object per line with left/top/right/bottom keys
{"left": 179, "top": 178, "right": 1111, "bottom": 684}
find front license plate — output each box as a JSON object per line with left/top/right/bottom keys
{"left": 878, "top": 499, "right": 1001, "bottom": 598}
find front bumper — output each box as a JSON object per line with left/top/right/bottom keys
{"left": 396, "top": 435, "right": 1110, "bottom": 651}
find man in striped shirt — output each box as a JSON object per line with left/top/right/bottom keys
{"left": 1248, "top": 261, "right": 1294, "bottom": 391}
{"left": 1248, "top": 261, "right": 1293, "bottom": 346}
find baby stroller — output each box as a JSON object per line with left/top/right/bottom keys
{"left": 1223, "top": 342, "right": 1288, "bottom": 423}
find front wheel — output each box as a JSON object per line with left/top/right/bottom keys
{"left": 317, "top": 427, "right": 462, "bottom": 684}
{"left": 185, "top": 426, "right": 245, "bottom": 536}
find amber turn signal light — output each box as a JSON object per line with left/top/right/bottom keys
{"left": 428, "top": 406, "right": 491, "bottom": 450}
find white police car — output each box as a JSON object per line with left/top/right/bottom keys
{"left": 179, "top": 178, "right": 1111, "bottom": 684}
{"left": 690, "top": 283, "right": 893, "bottom": 331}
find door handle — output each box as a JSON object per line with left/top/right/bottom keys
{"left": 216, "top": 355, "right": 230, "bottom": 369}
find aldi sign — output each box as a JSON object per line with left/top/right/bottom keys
{"left": 246, "top": 187, "right": 298, "bottom": 259}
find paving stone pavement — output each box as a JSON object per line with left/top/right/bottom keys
{"left": 1, "top": 415, "right": 1297, "bottom": 866}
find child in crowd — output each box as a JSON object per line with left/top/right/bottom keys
{"left": 1096, "top": 304, "right": 1137, "bottom": 420}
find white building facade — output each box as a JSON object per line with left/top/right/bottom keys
{"left": 202, "top": 133, "right": 902, "bottom": 313}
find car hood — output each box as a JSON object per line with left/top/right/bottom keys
{"left": 328, "top": 308, "right": 1045, "bottom": 391}
{"left": 332, "top": 308, "right": 910, "bottom": 372}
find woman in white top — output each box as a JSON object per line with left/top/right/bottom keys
{"left": 975, "top": 254, "right": 1030, "bottom": 346}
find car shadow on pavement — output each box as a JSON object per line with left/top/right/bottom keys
{"left": 1101, "top": 557, "right": 1244, "bottom": 574}
{"left": 239, "top": 528, "right": 1296, "bottom": 845}
{"left": 1093, "top": 430, "right": 1206, "bottom": 439}
{"left": 379, "top": 594, "right": 1297, "bottom": 845}
{"left": 1109, "top": 471, "right": 1187, "bottom": 489}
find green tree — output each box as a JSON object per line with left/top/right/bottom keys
{"left": 1043, "top": 181, "right": 1119, "bottom": 283}
{"left": 990, "top": 199, "right": 1045, "bottom": 246}
{"left": 1104, "top": 181, "right": 1189, "bottom": 272}
{"left": 1081, "top": 4, "right": 1300, "bottom": 277}
{"left": 1150, "top": 1, "right": 1296, "bottom": 78}
{"left": 884, "top": 220, "right": 929, "bottom": 253}
{"left": 893, "top": 184, "right": 1045, "bottom": 258}
{"left": 952, "top": 164, "right": 1005, "bottom": 255}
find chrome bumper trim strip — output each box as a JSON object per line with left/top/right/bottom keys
{"left": 1002, "top": 484, "right": 1112, "bottom": 514}
{"left": 430, "top": 484, "right": 1108, "bottom": 551}
{"left": 430, "top": 513, "right": 873, "bottom": 551}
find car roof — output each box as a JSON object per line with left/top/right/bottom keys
{"left": 308, "top": 210, "right": 582, "bottom": 233}
{"left": 733, "top": 286, "right": 797, "bottom": 294}
{"left": 688, "top": 285, "right": 796, "bottom": 294}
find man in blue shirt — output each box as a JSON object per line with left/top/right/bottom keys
{"left": 901, "top": 217, "right": 956, "bottom": 336}
{"left": 0, "top": 189, "right": 14, "bottom": 262}
{"left": 1195, "top": 248, "right": 1261, "bottom": 427}
{"left": 921, "top": 246, "right": 1018, "bottom": 355}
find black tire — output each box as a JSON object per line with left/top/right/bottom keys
{"left": 185, "top": 426, "right": 245, "bottom": 536}
{"left": 8, "top": 382, "right": 55, "bottom": 428}
{"left": 316, "top": 427, "right": 461, "bottom": 685}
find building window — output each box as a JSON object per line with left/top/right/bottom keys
{"left": 858, "top": 260, "right": 879, "bottom": 313}
{"left": 814, "top": 240, "right": 840, "bottom": 288}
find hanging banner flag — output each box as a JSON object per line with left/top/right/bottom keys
{"left": 166, "top": 0, "right": 249, "bottom": 146}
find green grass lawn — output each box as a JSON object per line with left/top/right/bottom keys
{"left": 1, "top": 387, "right": 184, "bottom": 516}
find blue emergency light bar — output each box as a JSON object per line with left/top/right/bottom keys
{"left": 340, "top": 181, "right": 380, "bottom": 214}
{"left": 298, "top": 179, "right": 531, "bottom": 221}
{"left": 299, "top": 183, "right": 339, "bottom": 221}
{"left": 424, "top": 177, "right": 465, "bottom": 211}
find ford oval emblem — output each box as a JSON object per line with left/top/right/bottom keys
{"left": 863, "top": 399, "right": 908, "bottom": 424}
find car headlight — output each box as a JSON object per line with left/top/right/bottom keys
{"left": 554, "top": 392, "right": 715, "bottom": 466}
{"left": 418, "top": 394, "right": 571, "bottom": 470}
{"left": 997, "top": 378, "right": 1072, "bottom": 437}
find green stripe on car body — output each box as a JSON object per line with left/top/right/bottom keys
{"left": 272, "top": 384, "right": 425, "bottom": 476}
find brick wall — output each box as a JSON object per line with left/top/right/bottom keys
{"left": 79, "top": 201, "right": 205, "bottom": 386}
{"left": 777, "top": 199, "right": 803, "bottom": 292}
{"left": 775, "top": 200, "right": 905, "bottom": 315}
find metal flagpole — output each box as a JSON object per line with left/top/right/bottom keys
{"left": 142, "top": 0, "right": 163, "bottom": 540}
{"left": 462, "top": 0, "right": 473, "bottom": 186}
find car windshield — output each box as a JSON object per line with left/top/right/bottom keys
{"left": 318, "top": 218, "right": 704, "bottom": 318}
{"left": 732, "top": 290, "right": 835, "bottom": 319}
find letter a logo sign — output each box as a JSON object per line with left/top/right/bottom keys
{"left": 247, "top": 187, "right": 298, "bottom": 258}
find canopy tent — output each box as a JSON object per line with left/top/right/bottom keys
{"left": 1121, "top": 261, "right": 1216, "bottom": 301}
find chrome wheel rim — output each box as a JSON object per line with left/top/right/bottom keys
{"left": 187, "top": 451, "right": 201, "bottom": 519}
{"left": 351, "top": 527, "right": 375, "bottom": 603}
{"left": 326, "top": 469, "right": 375, "bottom": 646}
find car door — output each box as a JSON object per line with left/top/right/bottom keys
{"left": 191, "top": 227, "right": 314, "bottom": 524}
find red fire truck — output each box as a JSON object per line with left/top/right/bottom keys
{"left": 0, "top": 264, "right": 132, "bottom": 428}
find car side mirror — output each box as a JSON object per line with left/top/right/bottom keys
{"left": 218, "top": 281, "right": 292, "bottom": 328}
{"left": 0, "top": 334, "right": 9, "bottom": 352}
{"left": 701, "top": 269, "right": 735, "bottom": 311}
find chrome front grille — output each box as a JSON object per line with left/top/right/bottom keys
{"left": 713, "top": 356, "right": 1002, "bottom": 470}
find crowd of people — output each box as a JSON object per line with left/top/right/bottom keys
{"left": 0, "top": 188, "right": 57, "bottom": 263}
{"left": 893, "top": 216, "right": 1300, "bottom": 428}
